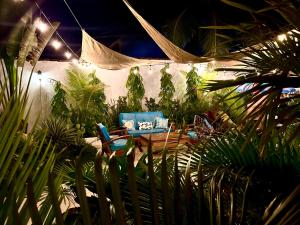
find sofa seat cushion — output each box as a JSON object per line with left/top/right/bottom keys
{"left": 128, "top": 128, "right": 166, "bottom": 137}
{"left": 110, "top": 139, "right": 128, "bottom": 151}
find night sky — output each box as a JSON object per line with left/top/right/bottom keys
{"left": 39, "top": 0, "right": 184, "bottom": 60}
{"left": 36, "top": 0, "right": 294, "bottom": 60}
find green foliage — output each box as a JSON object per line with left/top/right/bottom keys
{"left": 51, "top": 81, "right": 69, "bottom": 119}
{"left": 159, "top": 64, "right": 175, "bottom": 117}
{"left": 107, "top": 96, "right": 131, "bottom": 129}
{"left": 185, "top": 66, "right": 201, "bottom": 103}
{"left": 3, "top": 2, "right": 300, "bottom": 224}
{"left": 50, "top": 66, "right": 109, "bottom": 137}
{"left": 167, "top": 99, "right": 186, "bottom": 128}
{"left": 126, "top": 66, "right": 145, "bottom": 111}
{"left": 215, "top": 87, "right": 247, "bottom": 124}
{"left": 34, "top": 117, "right": 97, "bottom": 163}
{"left": 202, "top": 2, "right": 300, "bottom": 153}
{"left": 179, "top": 131, "right": 300, "bottom": 223}
{"left": 35, "top": 117, "right": 78, "bottom": 149}
{"left": 181, "top": 66, "right": 204, "bottom": 123}
{"left": 0, "top": 44, "right": 63, "bottom": 224}
{"left": 59, "top": 137, "right": 300, "bottom": 225}
{"left": 145, "top": 97, "right": 160, "bottom": 112}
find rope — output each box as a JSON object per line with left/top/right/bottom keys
{"left": 35, "top": 2, "right": 79, "bottom": 58}
{"left": 62, "top": 0, "right": 84, "bottom": 30}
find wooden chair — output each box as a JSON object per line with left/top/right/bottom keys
{"left": 185, "top": 114, "right": 215, "bottom": 143}
{"left": 96, "top": 123, "right": 133, "bottom": 156}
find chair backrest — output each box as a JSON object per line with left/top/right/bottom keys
{"left": 96, "top": 123, "right": 111, "bottom": 142}
{"left": 193, "top": 114, "right": 214, "bottom": 132}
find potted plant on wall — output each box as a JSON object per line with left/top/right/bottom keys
{"left": 126, "top": 66, "right": 145, "bottom": 111}
{"left": 159, "top": 64, "right": 175, "bottom": 117}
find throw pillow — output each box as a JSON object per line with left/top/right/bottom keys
{"left": 122, "top": 120, "right": 135, "bottom": 130}
{"left": 138, "top": 121, "right": 153, "bottom": 130}
{"left": 155, "top": 117, "right": 169, "bottom": 129}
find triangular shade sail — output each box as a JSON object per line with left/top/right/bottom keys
{"left": 81, "top": 30, "right": 168, "bottom": 70}
{"left": 123, "top": 0, "right": 210, "bottom": 63}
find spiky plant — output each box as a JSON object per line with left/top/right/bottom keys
{"left": 0, "top": 11, "right": 65, "bottom": 224}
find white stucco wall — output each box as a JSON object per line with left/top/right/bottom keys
{"left": 6, "top": 60, "right": 236, "bottom": 129}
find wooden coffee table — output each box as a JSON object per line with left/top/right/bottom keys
{"left": 139, "top": 132, "right": 191, "bottom": 151}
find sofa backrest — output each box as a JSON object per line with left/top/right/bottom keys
{"left": 120, "top": 111, "right": 164, "bottom": 129}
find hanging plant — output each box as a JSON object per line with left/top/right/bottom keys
{"left": 126, "top": 66, "right": 145, "bottom": 111}
{"left": 158, "top": 64, "right": 175, "bottom": 117}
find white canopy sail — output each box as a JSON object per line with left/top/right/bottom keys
{"left": 123, "top": 0, "right": 210, "bottom": 63}
{"left": 81, "top": 30, "right": 168, "bottom": 70}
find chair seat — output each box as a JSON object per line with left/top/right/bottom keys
{"left": 187, "top": 130, "right": 198, "bottom": 140}
{"left": 110, "top": 139, "right": 128, "bottom": 151}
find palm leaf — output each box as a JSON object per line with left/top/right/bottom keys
{"left": 205, "top": 29, "right": 300, "bottom": 151}
{"left": 263, "top": 185, "right": 300, "bottom": 225}
{"left": 266, "top": 0, "right": 300, "bottom": 28}
{"left": 221, "top": 0, "right": 256, "bottom": 13}
{"left": 28, "top": 22, "right": 60, "bottom": 65}
{"left": 17, "top": 24, "right": 37, "bottom": 67}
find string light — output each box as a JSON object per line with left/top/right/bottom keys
{"left": 51, "top": 39, "right": 62, "bottom": 50}
{"left": 34, "top": 2, "right": 80, "bottom": 62}
{"left": 64, "top": 51, "right": 72, "bottom": 59}
{"left": 34, "top": 18, "right": 48, "bottom": 33}
{"left": 133, "top": 68, "right": 138, "bottom": 74}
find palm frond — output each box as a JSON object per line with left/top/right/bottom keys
{"left": 205, "top": 29, "right": 300, "bottom": 151}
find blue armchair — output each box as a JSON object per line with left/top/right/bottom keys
{"left": 96, "top": 123, "right": 132, "bottom": 156}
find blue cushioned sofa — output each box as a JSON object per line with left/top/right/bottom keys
{"left": 119, "top": 111, "right": 168, "bottom": 137}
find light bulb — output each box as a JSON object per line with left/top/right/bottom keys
{"left": 277, "top": 34, "right": 287, "bottom": 42}
{"left": 72, "top": 58, "right": 78, "bottom": 64}
{"left": 211, "top": 60, "right": 216, "bottom": 65}
{"left": 133, "top": 68, "right": 138, "bottom": 74}
{"left": 51, "top": 39, "right": 62, "bottom": 50}
{"left": 64, "top": 51, "right": 72, "bottom": 59}
{"left": 34, "top": 18, "right": 48, "bottom": 33}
